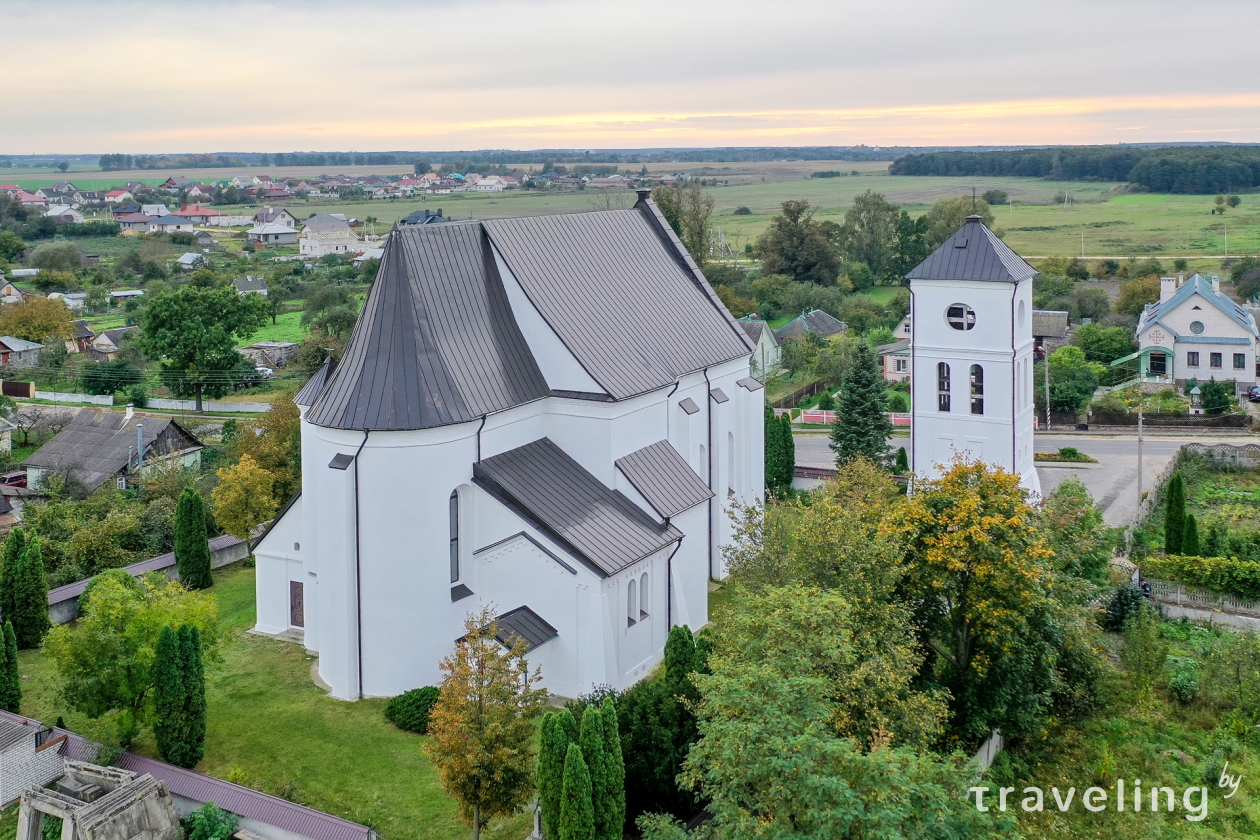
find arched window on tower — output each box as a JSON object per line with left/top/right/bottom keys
{"left": 970, "top": 365, "right": 984, "bottom": 415}
{"left": 449, "top": 490, "right": 460, "bottom": 583}
{"left": 627, "top": 578, "right": 638, "bottom": 628}
{"left": 727, "top": 431, "right": 735, "bottom": 496}
{"left": 640, "top": 572, "right": 649, "bottom": 620}
{"left": 937, "top": 363, "right": 951, "bottom": 412}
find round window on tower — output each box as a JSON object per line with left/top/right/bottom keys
{"left": 1190, "top": 321, "right": 1205, "bottom": 335}
{"left": 946, "top": 304, "right": 976, "bottom": 331}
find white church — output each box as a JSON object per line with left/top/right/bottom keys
{"left": 253, "top": 192, "right": 764, "bottom": 701}
{"left": 906, "top": 215, "right": 1041, "bottom": 496}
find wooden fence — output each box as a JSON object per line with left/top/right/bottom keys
{"left": 771, "top": 379, "right": 829, "bottom": 409}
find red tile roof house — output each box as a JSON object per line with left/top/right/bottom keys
{"left": 104, "top": 189, "right": 133, "bottom": 204}
{"left": 178, "top": 205, "right": 224, "bottom": 223}
{"left": 0, "top": 710, "right": 377, "bottom": 840}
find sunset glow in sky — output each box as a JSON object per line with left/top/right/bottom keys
{"left": 5, "top": 0, "right": 1260, "bottom": 152}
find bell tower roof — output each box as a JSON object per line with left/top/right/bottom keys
{"left": 906, "top": 215, "right": 1038, "bottom": 284}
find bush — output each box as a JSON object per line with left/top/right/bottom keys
{"left": 128, "top": 385, "right": 148, "bottom": 408}
{"left": 29, "top": 241, "right": 83, "bottom": 271}
{"left": 887, "top": 392, "right": 908, "bottom": 413}
{"left": 1143, "top": 554, "right": 1260, "bottom": 601}
{"left": 1102, "top": 582, "right": 1145, "bottom": 631}
{"left": 384, "top": 686, "right": 440, "bottom": 733}
{"left": 733, "top": 206, "right": 751, "bottom": 215}
{"left": 185, "top": 803, "right": 238, "bottom": 840}
{"left": 1169, "top": 659, "right": 1199, "bottom": 704}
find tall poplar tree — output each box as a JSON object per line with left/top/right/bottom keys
{"left": 12, "top": 537, "right": 50, "bottom": 649}
{"left": 180, "top": 625, "right": 207, "bottom": 768}
{"left": 578, "top": 707, "right": 610, "bottom": 840}
{"left": 0, "top": 620, "right": 19, "bottom": 713}
{"left": 0, "top": 528, "right": 25, "bottom": 622}
{"left": 175, "top": 488, "right": 213, "bottom": 590}
{"left": 558, "top": 744, "right": 594, "bottom": 840}
{"left": 153, "top": 626, "right": 186, "bottom": 764}
{"left": 1164, "top": 473, "right": 1186, "bottom": 555}
{"left": 829, "top": 342, "right": 891, "bottom": 467}
{"left": 537, "top": 713, "right": 572, "bottom": 839}
{"left": 599, "top": 697, "right": 626, "bottom": 839}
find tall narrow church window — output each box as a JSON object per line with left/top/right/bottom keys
{"left": 946, "top": 304, "right": 976, "bottom": 330}
{"left": 970, "top": 365, "right": 984, "bottom": 415}
{"left": 937, "top": 363, "right": 951, "bottom": 412}
{"left": 449, "top": 491, "right": 459, "bottom": 583}
{"left": 727, "top": 432, "right": 736, "bottom": 496}
{"left": 640, "top": 573, "right": 649, "bottom": 619}
{"left": 627, "top": 579, "right": 638, "bottom": 627}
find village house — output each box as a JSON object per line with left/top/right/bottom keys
{"left": 141, "top": 203, "right": 171, "bottom": 217}
{"left": 0, "top": 282, "right": 26, "bottom": 304}
{"left": 65, "top": 319, "right": 95, "bottom": 354}
{"left": 177, "top": 205, "right": 223, "bottom": 224}
{"left": 253, "top": 192, "right": 762, "bottom": 702}
{"left": 103, "top": 189, "right": 133, "bottom": 204}
{"left": 0, "top": 336, "right": 44, "bottom": 367}
{"left": 774, "top": 309, "right": 846, "bottom": 342}
{"left": 90, "top": 325, "right": 138, "bottom": 360}
{"left": 24, "top": 407, "right": 203, "bottom": 493}
{"left": 159, "top": 176, "right": 191, "bottom": 191}
{"left": 185, "top": 184, "right": 215, "bottom": 201}
{"left": 44, "top": 205, "right": 84, "bottom": 224}
{"left": 878, "top": 338, "right": 912, "bottom": 383}
{"left": 248, "top": 223, "right": 299, "bottom": 245}
{"left": 254, "top": 207, "right": 299, "bottom": 228}
{"left": 114, "top": 213, "right": 156, "bottom": 232}
{"left": 0, "top": 717, "right": 65, "bottom": 807}
{"left": 149, "top": 214, "right": 194, "bottom": 233}
{"left": 736, "top": 316, "right": 782, "bottom": 378}
{"left": 233, "top": 276, "right": 268, "bottom": 296}
{"left": 176, "top": 253, "right": 207, "bottom": 270}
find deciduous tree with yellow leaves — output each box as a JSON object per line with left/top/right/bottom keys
{"left": 211, "top": 455, "right": 277, "bottom": 542}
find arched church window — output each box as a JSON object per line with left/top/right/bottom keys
{"left": 970, "top": 365, "right": 984, "bottom": 415}
{"left": 449, "top": 491, "right": 460, "bottom": 583}
{"left": 627, "top": 578, "right": 638, "bottom": 627}
{"left": 937, "top": 363, "right": 951, "bottom": 412}
{"left": 946, "top": 304, "right": 976, "bottom": 330}
{"left": 640, "top": 572, "right": 649, "bottom": 619}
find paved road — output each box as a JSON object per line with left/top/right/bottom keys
{"left": 794, "top": 432, "right": 1257, "bottom": 527}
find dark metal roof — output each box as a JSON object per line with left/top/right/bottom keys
{"left": 23, "top": 409, "right": 201, "bottom": 492}
{"left": 615, "top": 440, "right": 712, "bottom": 519}
{"left": 737, "top": 319, "right": 765, "bottom": 343}
{"left": 0, "top": 717, "right": 30, "bottom": 751}
{"left": 679, "top": 397, "right": 699, "bottom": 415}
{"left": 233, "top": 276, "right": 268, "bottom": 293}
{"left": 495, "top": 606, "right": 558, "bottom": 649}
{"left": 306, "top": 223, "right": 550, "bottom": 431}
{"left": 906, "top": 215, "right": 1038, "bottom": 283}
{"left": 774, "top": 309, "right": 846, "bottom": 342}
{"left": 400, "top": 208, "right": 449, "bottom": 225}
{"left": 474, "top": 437, "right": 681, "bottom": 577}
{"left": 482, "top": 203, "right": 752, "bottom": 400}
{"left": 295, "top": 356, "right": 336, "bottom": 407}
{"left": 736, "top": 376, "right": 763, "bottom": 391}
{"left": 450, "top": 583, "right": 473, "bottom": 602}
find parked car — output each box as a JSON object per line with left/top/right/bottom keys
{"left": 255, "top": 366, "right": 274, "bottom": 380}
{"left": 0, "top": 471, "right": 27, "bottom": 487}
{"left": 1248, "top": 385, "right": 1260, "bottom": 402}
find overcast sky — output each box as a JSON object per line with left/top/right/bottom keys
{"left": 5, "top": 0, "right": 1259, "bottom": 153}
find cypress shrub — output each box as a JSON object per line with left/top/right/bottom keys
{"left": 0, "top": 528, "right": 25, "bottom": 623}
{"left": 558, "top": 706, "right": 579, "bottom": 745}
{"left": 599, "top": 697, "right": 625, "bottom": 838}
{"left": 558, "top": 744, "right": 594, "bottom": 840}
{"left": 0, "top": 622, "right": 18, "bottom": 714}
{"left": 579, "top": 707, "right": 610, "bottom": 840}
{"left": 538, "top": 713, "right": 571, "bottom": 840}
{"left": 895, "top": 446, "right": 909, "bottom": 475}
{"left": 180, "top": 625, "right": 207, "bottom": 768}
{"left": 1182, "top": 514, "right": 1200, "bottom": 557}
{"left": 1204, "top": 523, "right": 1228, "bottom": 558}
{"left": 153, "top": 626, "right": 186, "bottom": 764}
{"left": 175, "top": 489, "right": 213, "bottom": 589}
{"left": 1103, "top": 582, "right": 1146, "bottom": 632}
{"left": 12, "top": 538, "right": 50, "bottom": 649}
{"left": 1164, "top": 473, "right": 1185, "bottom": 554}
{"left": 763, "top": 403, "right": 784, "bottom": 491}
{"left": 384, "top": 686, "right": 440, "bottom": 733}
{"left": 779, "top": 413, "right": 795, "bottom": 487}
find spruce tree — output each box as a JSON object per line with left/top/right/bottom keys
{"left": 578, "top": 707, "right": 610, "bottom": 840}
{"left": 153, "top": 626, "right": 186, "bottom": 764}
{"left": 12, "top": 537, "right": 49, "bottom": 649}
{"left": 895, "top": 446, "right": 909, "bottom": 475}
{"left": 829, "top": 342, "right": 891, "bottom": 467}
{"left": 599, "top": 697, "right": 625, "bottom": 840}
{"left": 0, "top": 528, "right": 25, "bottom": 623}
{"left": 1182, "top": 513, "right": 1200, "bottom": 557}
{"left": 1164, "top": 473, "right": 1186, "bottom": 555}
{"left": 558, "top": 744, "right": 594, "bottom": 840}
{"left": 0, "top": 622, "right": 18, "bottom": 714}
{"left": 179, "top": 625, "right": 207, "bottom": 768}
{"left": 538, "top": 713, "right": 572, "bottom": 839}
{"left": 175, "top": 489, "right": 213, "bottom": 589}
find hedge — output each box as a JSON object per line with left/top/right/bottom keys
{"left": 384, "top": 686, "right": 440, "bottom": 734}
{"left": 1143, "top": 554, "right": 1260, "bottom": 601}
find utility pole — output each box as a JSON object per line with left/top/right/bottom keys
{"left": 1225, "top": 227, "right": 1228, "bottom": 260}
{"left": 1044, "top": 350, "right": 1051, "bottom": 431}
{"left": 1137, "top": 402, "right": 1144, "bottom": 506}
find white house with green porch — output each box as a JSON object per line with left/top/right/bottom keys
{"left": 1113, "top": 274, "right": 1259, "bottom": 391}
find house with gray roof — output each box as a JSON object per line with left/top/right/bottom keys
{"left": 736, "top": 315, "right": 781, "bottom": 378}
{"left": 774, "top": 308, "right": 845, "bottom": 342}
{"left": 252, "top": 190, "right": 762, "bottom": 702}
{"left": 0, "top": 336, "right": 44, "bottom": 368}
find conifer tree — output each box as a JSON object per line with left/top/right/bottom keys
{"left": 12, "top": 537, "right": 50, "bottom": 649}
{"left": 0, "top": 528, "right": 25, "bottom": 623}
{"left": 895, "top": 446, "right": 909, "bottom": 475}
{"left": 599, "top": 697, "right": 625, "bottom": 839}
{"left": 779, "top": 413, "right": 795, "bottom": 487}
{"left": 558, "top": 744, "right": 594, "bottom": 840}
{"left": 1164, "top": 473, "right": 1185, "bottom": 554}
{"left": 0, "top": 622, "right": 18, "bottom": 713}
{"left": 153, "top": 626, "right": 186, "bottom": 764}
{"left": 558, "top": 707, "right": 579, "bottom": 745}
{"left": 180, "top": 625, "right": 207, "bottom": 768}
{"left": 537, "top": 713, "right": 572, "bottom": 839}
{"left": 175, "top": 489, "right": 213, "bottom": 589}
{"left": 578, "top": 707, "right": 610, "bottom": 840}
{"left": 829, "top": 342, "right": 891, "bottom": 467}
{"left": 763, "top": 403, "right": 784, "bottom": 491}
{"left": 1182, "top": 513, "right": 1200, "bottom": 557}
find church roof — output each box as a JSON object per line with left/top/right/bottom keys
{"left": 474, "top": 437, "right": 682, "bottom": 577}
{"left": 494, "top": 606, "right": 558, "bottom": 649}
{"left": 305, "top": 199, "right": 752, "bottom": 430}
{"left": 295, "top": 356, "right": 336, "bottom": 407}
{"left": 615, "top": 440, "right": 713, "bottom": 519}
{"left": 907, "top": 215, "right": 1038, "bottom": 284}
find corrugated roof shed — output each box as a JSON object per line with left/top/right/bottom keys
{"left": 615, "top": 440, "right": 713, "bottom": 519}
{"left": 907, "top": 215, "right": 1038, "bottom": 283}
{"left": 474, "top": 437, "right": 681, "bottom": 576}
{"left": 0, "top": 717, "right": 30, "bottom": 751}
{"left": 1031, "top": 310, "right": 1069, "bottom": 338}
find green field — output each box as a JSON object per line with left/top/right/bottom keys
{"left": 13, "top": 564, "right": 529, "bottom": 840}
{"left": 248, "top": 310, "right": 308, "bottom": 343}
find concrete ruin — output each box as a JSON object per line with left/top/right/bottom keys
{"left": 16, "top": 760, "right": 181, "bottom": 840}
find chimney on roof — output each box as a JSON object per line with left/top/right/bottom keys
{"left": 135, "top": 422, "right": 143, "bottom": 471}
{"left": 1160, "top": 276, "right": 1177, "bottom": 303}
{"left": 635, "top": 188, "right": 651, "bottom": 206}
{"left": 124, "top": 404, "right": 133, "bottom": 421}
{"left": 1213, "top": 276, "right": 1221, "bottom": 293}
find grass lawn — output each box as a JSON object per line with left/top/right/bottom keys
{"left": 16, "top": 563, "right": 529, "bottom": 840}
{"left": 856, "top": 287, "right": 900, "bottom": 305}
{"left": 247, "top": 310, "right": 309, "bottom": 344}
